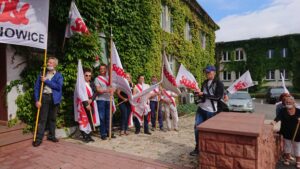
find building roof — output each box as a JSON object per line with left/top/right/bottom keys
{"left": 183, "top": 0, "right": 219, "bottom": 30}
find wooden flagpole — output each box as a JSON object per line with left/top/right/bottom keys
{"left": 33, "top": 49, "right": 48, "bottom": 142}
{"left": 108, "top": 28, "right": 113, "bottom": 140}
{"left": 155, "top": 86, "right": 161, "bottom": 129}
{"left": 89, "top": 109, "right": 96, "bottom": 131}
{"left": 293, "top": 122, "right": 300, "bottom": 142}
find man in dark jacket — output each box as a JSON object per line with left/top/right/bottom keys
{"left": 33, "top": 57, "right": 63, "bottom": 147}
{"left": 190, "top": 65, "right": 224, "bottom": 156}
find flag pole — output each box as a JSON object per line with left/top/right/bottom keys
{"left": 33, "top": 49, "right": 48, "bottom": 142}
{"left": 108, "top": 27, "right": 113, "bottom": 140}
{"left": 89, "top": 110, "right": 96, "bottom": 131}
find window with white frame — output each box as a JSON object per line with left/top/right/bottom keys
{"left": 235, "top": 71, "right": 242, "bottom": 79}
{"left": 235, "top": 49, "right": 245, "bottom": 61}
{"left": 160, "top": 5, "right": 171, "bottom": 33}
{"left": 282, "top": 48, "right": 288, "bottom": 58}
{"left": 200, "top": 31, "right": 206, "bottom": 49}
{"left": 167, "top": 55, "right": 176, "bottom": 73}
{"left": 185, "top": 22, "right": 192, "bottom": 41}
{"left": 223, "top": 71, "right": 231, "bottom": 81}
{"left": 280, "top": 69, "right": 289, "bottom": 80}
{"left": 222, "top": 51, "right": 229, "bottom": 61}
{"left": 266, "top": 70, "right": 275, "bottom": 80}
{"left": 267, "top": 49, "right": 274, "bottom": 59}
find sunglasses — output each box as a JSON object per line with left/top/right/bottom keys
{"left": 85, "top": 74, "right": 91, "bottom": 77}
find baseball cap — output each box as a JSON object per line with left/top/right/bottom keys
{"left": 204, "top": 65, "right": 216, "bottom": 73}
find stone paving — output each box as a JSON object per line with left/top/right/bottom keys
{"left": 0, "top": 139, "right": 189, "bottom": 169}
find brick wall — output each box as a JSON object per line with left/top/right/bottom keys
{"left": 198, "top": 113, "right": 281, "bottom": 169}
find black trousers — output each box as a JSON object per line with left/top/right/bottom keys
{"left": 36, "top": 94, "right": 59, "bottom": 141}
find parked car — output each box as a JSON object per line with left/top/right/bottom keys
{"left": 266, "top": 87, "right": 285, "bottom": 104}
{"left": 227, "top": 91, "right": 255, "bottom": 113}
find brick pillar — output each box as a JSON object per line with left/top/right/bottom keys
{"left": 198, "top": 113, "right": 280, "bottom": 169}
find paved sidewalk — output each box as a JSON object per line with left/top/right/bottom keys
{"left": 0, "top": 140, "right": 191, "bottom": 169}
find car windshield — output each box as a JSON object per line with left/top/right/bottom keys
{"left": 270, "top": 88, "right": 284, "bottom": 94}
{"left": 229, "top": 93, "right": 251, "bottom": 99}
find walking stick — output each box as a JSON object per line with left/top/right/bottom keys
{"left": 33, "top": 50, "right": 47, "bottom": 142}
{"left": 293, "top": 122, "right": 300, "bottom": 142}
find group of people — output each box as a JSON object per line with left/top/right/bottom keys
{"left": 32, "top": 57, "right": 179, "bottom": 147}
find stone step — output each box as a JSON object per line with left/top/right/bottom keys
{"left": 0, "top": 124, "right": 32, "bottom": 148}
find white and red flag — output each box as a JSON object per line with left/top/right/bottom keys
{"left": 65, "top": 1, "right": 89, "bottom": 38}
{"left": 0, "top": 0, "right": 49, "bottom": 49}
{"left": 227, "top": 70, "right": 254, "bottom": 94}
{"left": 111, "top": 41, "right": 132, "bottom": 98}
{"left": 162, "top": 53, "right": 181, "bottom": 95}
{"left": 74, "top": 60, "right": 95, "bottom": 134}
{"left": 176, "top": 64, "right": 199, "bottom": 90}
{"left": 281, "top": 73, "right": 290, "bottom": 94}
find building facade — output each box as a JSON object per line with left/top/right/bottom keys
{"left": 216, "top": 34, "right": 300, "bottom": 88}
{"left": 0, "top": 0, "right": 218, "bottom": 125}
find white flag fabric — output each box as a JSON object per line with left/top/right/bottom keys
{"left": 65, "top": 1, "right": 89, "bottom": 38}
{"left": 162, "top": 53, "right": 181, "bottom": 95}
{"left": 0, "top": 0, "right": 49, "bottom": 49}
{"left": 281, "top": 73, "right": 290, "bottom": 94}
{"left": 74, "top": 60, "right": 91, "bottom": 134}
{"left": 111, "top": 42, "right": 133, "bottom": 98}
{"left": 176, "top": 64, "right": 199, "bottom": 90}
{"left": 227, "top": 70, "right": 254, "bottom": 94}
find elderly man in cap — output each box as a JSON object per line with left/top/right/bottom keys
{"left": 190, "top": 65, "right": 224, "bottom": 156}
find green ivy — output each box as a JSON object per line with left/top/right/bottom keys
{"left": 216, "top": 34, "right": 300, "bottom": 91}
{"left": 10, "top": 0, "right": 217, "bottom": 130}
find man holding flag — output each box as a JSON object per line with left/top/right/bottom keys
{"left": 190, "top": 65, "right": 224, "bottom": 156}
{"left": 33, "top": 57, "right": 63, "bottom": 147}
{"left": 95, "top": 64, "right": 115, "bottom": 140}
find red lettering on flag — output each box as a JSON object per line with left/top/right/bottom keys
{"left": 0, "top": 0, "right": 30, "bottom": 25}
{"left": 163, "top": 65, "right": 177, "bottom": 87}
{"left": 179, "top": 75, "right": 197, "bottom": 89}
{"left": 234, "top": 81, "right": 247, "bottom": 91}
{"left": 112, "top": 64, "right": 126, "bottom": 78}
{"left": 71, "top": 18, "right": 89, "bottom": 34}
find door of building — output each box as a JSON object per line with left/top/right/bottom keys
{"left": 0, "top": 44, "right": 7, "bottom": 125}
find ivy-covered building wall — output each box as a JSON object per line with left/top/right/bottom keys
{"left": 215, "top": 34, "right": 300, "bottom": 91}
{"left": 3, "top": 0, "right": 218, "bottom": 129}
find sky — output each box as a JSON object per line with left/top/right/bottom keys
{"left": 197, "top": 0, "right": 300, "bottom": 42}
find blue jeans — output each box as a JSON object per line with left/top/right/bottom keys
{"left": 194, "top": 107, "right": 215, "bottom": 149}
{"left": 97, "top": 100, "right": 110, "bottom": 137}
{"left": 119, "top": 103, "right": 131, "bottom": 131}
{"left": 150, "top": 101, "right": 163, "bottom": 128}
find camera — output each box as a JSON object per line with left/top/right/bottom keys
{"left": 194, "top": 91, "right": 205, "bottom": 104}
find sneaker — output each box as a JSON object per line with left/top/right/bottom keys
{"left": 151, "top": 127, "right": 155, "bottom": 131}
{"left": 101, "top": 136, "right": 107, "bottom": 140}
{"left": 174, "top": 128, "right": 179, "bottom": 132}
{"left": 87, "top": 135, "right": 95, "bottom": 142}
{"left": 135, "top": 130, "right": 140, "bottom": 134}
{"left": 189, "top": 149, "right": 199, "bottom": 156}
{"left": 47, "top": 137, "right": 59, "bottom": 142}
{"left": 32, "top": 140, "right": 42, "bottom": 147}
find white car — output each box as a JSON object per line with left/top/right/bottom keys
{"left": 227, "top": 91, "right": 255, "bottom": 113}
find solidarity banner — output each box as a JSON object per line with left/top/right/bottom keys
{"left": 65, "top": 1, "right": 89, "bottom": 38}
{"left": 176, "top": 64, "right": 199, "bottom": 90}
{"left": 227, "top": 70, "right": 254, "bottom": 94}
{"left": 162, "top": 53, "right": 181, "bottom": 95}
{"left": 0, "top": 0, "right": 49, "bottom": 49}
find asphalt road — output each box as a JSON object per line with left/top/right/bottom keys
{"left": 251, "top": 98, "right": 300, "bottom": 120}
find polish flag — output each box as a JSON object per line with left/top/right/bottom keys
{"left": 65, "top": 1, "right": 89, "bottom": 38}
{"left": 227, "top": 70, "right": 254, "bottom": 94}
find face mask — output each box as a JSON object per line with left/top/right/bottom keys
{"left": 286, "top": 105, "right": 294, "bottom": 109}
{"left": 47, "top": 66, "right": 54, "bottom": 71}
